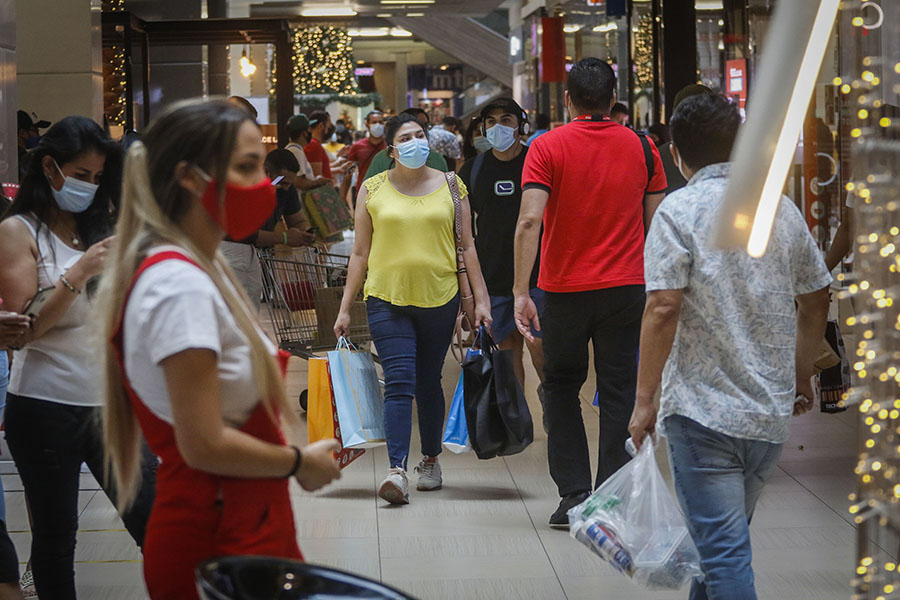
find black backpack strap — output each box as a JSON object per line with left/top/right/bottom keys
{"left": 469, "top": 151, "right": 487, "bottom": 191}
{"left": 636, "top": 131, "right": 654, "bottom": 190}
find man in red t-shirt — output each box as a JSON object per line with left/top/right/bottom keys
{"left": 338, "top": 110, "right": 386, "bottom": 194}
{"left": 513, "top": 57, "right": 667, "bottom": 527}
{"left": 304, "top": 110, "right": 333, "bottom": 180}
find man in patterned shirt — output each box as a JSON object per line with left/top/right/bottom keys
{"left": 428, "top": 115, "right": 463, "bottom": 171}
{"left": 628, "top": 94, "right": 831, "bottom": 600}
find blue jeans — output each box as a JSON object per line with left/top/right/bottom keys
{"left": 0, "top": 353, "right": 7, "bottom": 522}
{"left": 665, "top": 414, "right": 783, "bottom": 600}
{"left": 366, "top": 295, "right": 460, "bottom": 469}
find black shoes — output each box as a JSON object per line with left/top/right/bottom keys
{"left": 549, "top": 491, "right": 590, "bottom": 529}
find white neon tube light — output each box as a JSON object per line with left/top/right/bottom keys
{"left": 714, "top": 0, "right": 841, "bottom": 257}
{"left": 745, "top": 0, "right": 841, "bottom": 257}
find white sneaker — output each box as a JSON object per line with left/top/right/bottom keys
{"left": 21, "top": 569, "right": 37, "bottom": 599}
{"left": 414, "top": 456, "right": 442, "bottom": 491}
{"left": 378, "top": 468, "right": 409, "bottom": 504}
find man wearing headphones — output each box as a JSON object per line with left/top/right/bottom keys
{"left": 459, "top": 98, "right": 547, "bottom": 426}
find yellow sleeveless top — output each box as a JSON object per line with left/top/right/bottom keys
{"left": 363, "top": 171, "right": 467, "bottom": 308}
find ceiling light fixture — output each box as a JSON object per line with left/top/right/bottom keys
{"left": 348, "top": 27, "right": 390, "bottom": 37}
{"left": 405, "top": 12, "right": 425, "bottom": 17}
{"left": 714, "top": 0, "right": 841, "bottom": 257}
{"left": 563, "top": 24, "right": 583, "bottom": 33}
{"left": 592, "top": 22, "right": 618, "bottom": 32}
{"left": 390, "top": 27, "right": 412, "bottom": 37}
{"left": 380, "top": 0, "right": 434, "bottom": 4}
{"left": 300, "top": 5, "right": 358, "bottom": 17}
{"left": 239, "top": 48, "right": 257, "bottom": 78}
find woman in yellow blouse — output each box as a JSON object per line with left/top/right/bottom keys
{"left": 335, "top": 113, "right": 491, "bottom": 505}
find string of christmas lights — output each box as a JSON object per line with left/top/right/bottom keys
{"left": 102, "top": 0, "right": 127, "bottom": 126}
{"left": 633, "top": 14, "right": 653, "bottom": 89}
{"left": 835, "top": 1, "right": 900, "bottom": 597}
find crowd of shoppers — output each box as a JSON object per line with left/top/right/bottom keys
{"left": 0, "top": 53, "right": 838, "bottom": 599}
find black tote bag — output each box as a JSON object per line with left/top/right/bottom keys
{"left": 461, "top": 327, "right": 534, "bottom": 459}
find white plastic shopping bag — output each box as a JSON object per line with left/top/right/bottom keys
{"left": 567, "top": 436, "right": 703, "bottom": 590}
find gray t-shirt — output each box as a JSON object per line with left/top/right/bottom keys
{"left": 645, "top": 162, "right": 833, "bottom": 443}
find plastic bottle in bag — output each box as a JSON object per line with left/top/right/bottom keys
{"left": 571, "top": 520, "right": 634, "bottom": 576}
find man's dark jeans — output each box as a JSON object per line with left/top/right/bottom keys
{"left": 541, "top": 285, "right": 645, "bottom": 497}
{"left": 5, "top": 394, "right": 157, "bottom": 600}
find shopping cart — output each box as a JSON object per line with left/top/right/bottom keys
{"left": 258, "top": 247, "right": 372, "bottom": 410}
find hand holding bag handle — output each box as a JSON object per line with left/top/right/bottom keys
{"left": 445, "top": 172, "right": 477, "bottom": 334}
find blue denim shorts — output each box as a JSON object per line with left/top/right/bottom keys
{"left": 489, "top": 288, "right": 545, "bottom": 344}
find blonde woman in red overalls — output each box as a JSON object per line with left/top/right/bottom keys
{"left": 96, "top": 99, "right": 342, "bottom": 599}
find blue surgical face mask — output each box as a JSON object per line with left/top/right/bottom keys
{"left": 25, "top": 135, "right": 41, "bottom": 149}
{"left": 486, "top": 123, "right": 517, "bottom": 152}
{"left": 394, "top": 137, "right": 430, "bottom": 169}
{"left": 473, "top": 135, "right": 492, "bottom": 153}
{"left": 335, "top": 124, "right": 346, "bottom": 134}
{"left": 49, "top": 160, "right": 98, "bottom": 213}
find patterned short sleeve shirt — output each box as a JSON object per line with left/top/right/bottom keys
{"left": 645, "top": 163, "right": 833, "bottom": 444}
{"left": 428, "top": 126, "right": 462, "bottom": 160}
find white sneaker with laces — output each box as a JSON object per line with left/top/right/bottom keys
{"left": 378, "top": 467, "right": 409, "bottom": 504}
{"left": 414, "top": 456, "right": 442, "bottom": 491}
{"left": 21, "top": 569, "right": 37, "bottom": 599}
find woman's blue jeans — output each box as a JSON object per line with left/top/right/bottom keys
{"left": 665, "top": 414, "right": 783, "bottom": 600}
{"left": 0, "top": 352, "right": 8, "bottom": 522}
{"left": 366, "top": 295, "right": 459, "bottom": 470}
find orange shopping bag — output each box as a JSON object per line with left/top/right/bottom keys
{"left": 307, "top": 357, "right": 365, "bottom": 469}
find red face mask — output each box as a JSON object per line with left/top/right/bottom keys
{"left": 198, "top": 174, "right": 276, "bottom": 240}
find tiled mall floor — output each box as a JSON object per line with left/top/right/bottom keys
{"left": 0, "top": 349, "right": 859, "bottom": 599}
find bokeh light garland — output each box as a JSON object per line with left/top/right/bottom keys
{"left": 838, "top": 1, "right": 900, "bottom": 597}
{"left": 102, "top": 0, "right": 127, "bottom": 126}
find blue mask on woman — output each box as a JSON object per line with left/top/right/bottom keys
{"left": 486, "top": 123, "right": 517, "bottom": 152}
{"left": 394, "top": 138, "right": 430, "bottom": 169}
{"left": 473, "top": 136, "right": 492, "bottom": 153}
{"left": 49, "top": 160, "right": 98, "bottom": 213}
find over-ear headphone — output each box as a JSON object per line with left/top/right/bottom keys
{"left": 481, "top": 107, "right": 530, "bottom": 137}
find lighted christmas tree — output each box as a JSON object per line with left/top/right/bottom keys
{"left": 293, "top": 26, "right": 361, "bottom": 95}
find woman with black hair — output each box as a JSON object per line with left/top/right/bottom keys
{"left": 462, "top": 115, "right": 490, "bottom": 162}
{"left": 334, "top": 113, "right": 491, "bottom": 505}
{"left": 0, "top": 116, "right": 155, "bottom": 599}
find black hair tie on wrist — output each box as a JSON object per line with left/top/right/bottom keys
{"left": 285, "top": 445, "right": 302, "bottom": 479}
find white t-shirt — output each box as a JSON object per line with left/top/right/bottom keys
{"left": 123, "top": 247, "right": 273, "bottom": 427}
{"left": 285, "top": 143, "right": 316, "bottom": 180}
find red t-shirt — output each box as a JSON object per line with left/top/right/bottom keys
{"left": 346, "top": 137, "right": 386, "bottom": 192}
{"left": 521, "top": 117, "right": 667, "bottom": 293}
{"left": 303, "top": 138, "right": 332, "bottom": 179}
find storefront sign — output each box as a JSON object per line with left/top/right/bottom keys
{"left": 726, "top": 58, "right": 748, "bottom": 111}
{"left": 606, "top": 0, "right": 626, "bottom": 17}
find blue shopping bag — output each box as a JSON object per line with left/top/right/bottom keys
{"left": 443, "top": 348, "right": 481, "bottom": 454}
{"left": 327, "top": 337, "right": 386, "bottom": 449}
